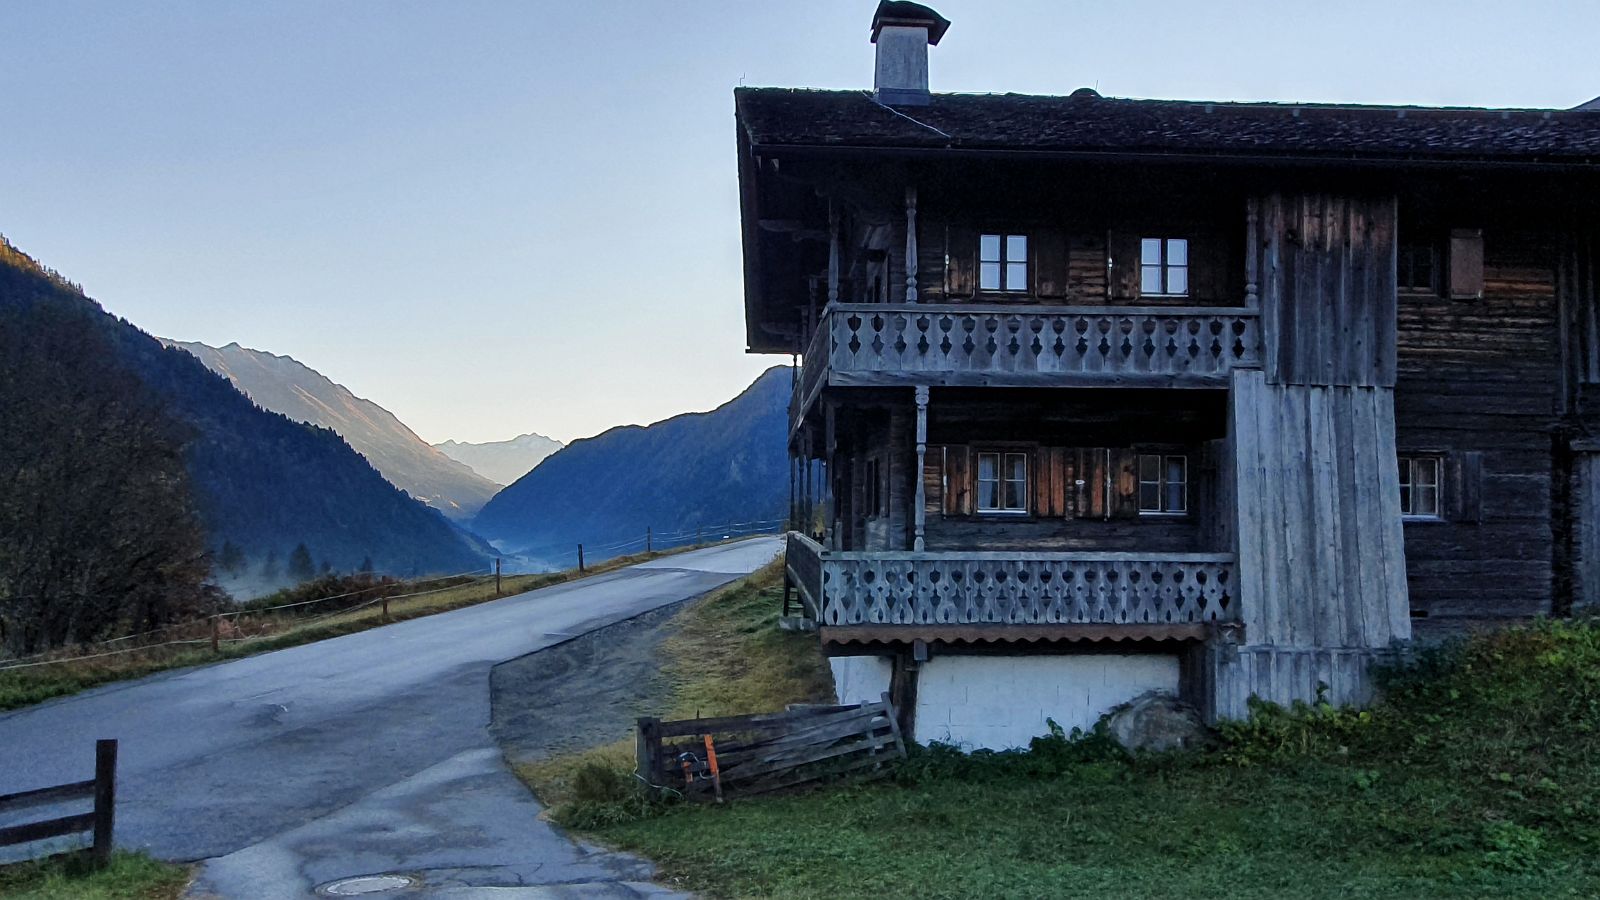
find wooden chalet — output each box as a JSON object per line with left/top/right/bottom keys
{"left": 740, "top": 1, "right": 1600, "bottom": 748}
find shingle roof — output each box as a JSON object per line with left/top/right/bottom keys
{"left": 735, "top": 88, "right": 1600, "bottom": 165}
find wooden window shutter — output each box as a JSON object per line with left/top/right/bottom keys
{"left": 924, "top": 445, "right": 946, "bottom": 516}
{"left": 1106, "top": 230, "right": 1142, "bottom": 301}
{"left": 943, "top": 445, "right": 971, "bottom": 515}
{"left": 1045, "top": 447, "right": 1069, "bottom": 517}
{"left": 1448, "top": 229, "right": 1485, "bottom": 300}
{"left": 1446, "top": 451, "right": 1484, "bottom": 523}
{"left": 945, "top": 225, "right": 977, "bottom": 299}
{"left": 1034, "top": 228, "right": 1069, "bottom": 299}
{"left": 1080, "top": 448, "right": 1109, "bottom": 519}
{"left": 1110, "top": 449, "right": 1141, "bottom": 518}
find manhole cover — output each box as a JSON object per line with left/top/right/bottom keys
{"left": 318, "top": 874, "right": 416, "bottom": 896}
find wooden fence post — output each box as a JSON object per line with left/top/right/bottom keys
{"left": 210, "top": 618, "right": 219, "bottom": 654}
{"left": 646, "top": 526, "right": 653, "bottom": 553}
{"left": 381, "top": 594, "right": 390, "bottom": 621}
{"left": 495, "top": 558, "right": 502, "bottom": 596}
{"left": 578, "top": 544, "right": 585, "bottom": 572}
{"left": 635, "top": 717, "right": 661, "bottom": 789}
{"left": 91, "top": 739, "right": 116, "bottom": 867}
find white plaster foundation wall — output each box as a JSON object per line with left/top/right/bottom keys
{"left": 915, "top": 655, "right": 1180, "bottom": 751}
{"left": 830, "top": 655, "right": 893, "bottom": 707}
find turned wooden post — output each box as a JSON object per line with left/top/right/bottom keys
{"left": 913, "top": 385, "right": 929, "bottom": 551}
{"left": 904, "top": 185, "right": 918, "bottom": 303}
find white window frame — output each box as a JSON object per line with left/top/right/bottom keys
{"left": 979, "top": 233, "right": 1029, "bottom": 293}
{"left": 976, "top": 450, "right": 1029, "bottom": 515}
{"left": 1399, "top": 454, "right": 1443, "bottom": 520}
{"left": 1138, "top": 453, "right": 1188, "bottom": 516}
{"left": 1140, "top": 237, "right": 1190, "bottom": 297}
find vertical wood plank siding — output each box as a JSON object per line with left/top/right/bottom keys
{"left": 1229, "top": 366, "right": 1410, "bottom": 647}
{"left": 1259, "top": 193, "right": 1397, "bottom": 388}
{"left": 1578, "top": 453, "right": 1600, "bottom": 614}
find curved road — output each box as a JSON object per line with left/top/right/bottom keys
{"left": 0, "top": 537, "right": 780, "bottom": 898}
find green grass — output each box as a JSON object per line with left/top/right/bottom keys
{"left": 0, "top": 852, "right": 188, "bottom": 900}
{"left": 518, "top": 559, "right": 834, "bottom": 808}
{"left": 0, "top": 543, "right": 727, "bottom": 711}
{"left": 538, "top": 579, "right": 1600, "bottom": 898}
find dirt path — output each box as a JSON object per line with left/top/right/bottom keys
{"left": 489, "top": 598, "right": 685, "bottom": 765}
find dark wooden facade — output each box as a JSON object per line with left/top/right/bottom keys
{"left": 740, "top": 68, "right": 1600, "bottom": 718}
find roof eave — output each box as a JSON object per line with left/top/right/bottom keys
{"left": 745, "top": 140, "right": 1600, "bottom": 173}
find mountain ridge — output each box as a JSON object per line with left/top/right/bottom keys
{"left": 471, "top": 367, "right": 790, "bottom": 565}
{"left": 164, "top": 339, "right": 499, "bottom": 519}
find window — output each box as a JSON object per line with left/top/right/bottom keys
{"left": 976, "top": 451, "right": 1028, "bottom": 513}
{"left": 1138, "top": 454, "right": 1187, "bottom": 515}
{"left": 1140, "top": 238, "right": 1188, "bottom": 296}
{"left": 980, "top": 233, "right": 1028, "bottom": 292}
{"left": 1399, "top": 455, "right": 1441, "bottom": 518}
{"left": 1399, "top": 243, "right": 1438, "bottom": 294}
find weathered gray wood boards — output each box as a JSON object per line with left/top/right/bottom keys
{"left": 1209, "top": 193, "right": 1409, "bottom": 718}
{"left": 1577, "top": 452, "right": 1600, "bottom": 614}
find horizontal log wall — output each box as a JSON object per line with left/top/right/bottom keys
{"left": 1578, "top": 453, "right": 1600, "bottom": 614}
{"left": 1395, "top": 237, "right": 1560, "bottom": 619}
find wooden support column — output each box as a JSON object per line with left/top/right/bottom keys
{"left": 827, "top": 202, "right": 840, "bottom": 305}
{"left": 824, "top": 403, "right": 839, "bottom": 549}
{"left": 913, "top": 385, "right": 929, "bottom": 551}
{"left": 904, "top": 186, "right": 919, "bottom": 303}
{"left": 1244, "top": 197, "right": 1260, "bottom": 309}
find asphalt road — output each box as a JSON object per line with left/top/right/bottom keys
{"left": 0, "top": 537, "right": 781, "bottom": 898}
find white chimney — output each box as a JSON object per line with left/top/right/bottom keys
{"left": 871, "top": 2, "right": 949, "bottom": 107}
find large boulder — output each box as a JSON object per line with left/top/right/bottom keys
{"left": 1103, "top": 691, "right": 1211, "bottom": 752}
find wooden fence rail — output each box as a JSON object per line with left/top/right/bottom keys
{"left": 637, "top": 698, "right": 905, "bottom": 801}
{"left": 0, "top": 739, "right": 116, "bottom": 866}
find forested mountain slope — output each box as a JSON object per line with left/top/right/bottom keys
{"left": 472, "top": 368, "right": 790, "bottom": 563}
{"left": 0, "top": 239, "right": 487, "bottom": 588}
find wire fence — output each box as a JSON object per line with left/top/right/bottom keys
{"left": 0, "top": 518, "right": 787, "bottom": 673}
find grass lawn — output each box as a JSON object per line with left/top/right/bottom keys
{"left": 0, "top": 542, "right": 727, "bottom": 711}
{"left": 530, "top": 558, "right": 1600, "bottom": 898}
{"left": 0, "top": 852, "right": 188, "bottom": 900}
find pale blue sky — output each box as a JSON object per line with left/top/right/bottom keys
{"left": 1, "top": 1, "right": 1595, "bottom": 443}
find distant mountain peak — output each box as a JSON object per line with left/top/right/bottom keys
{"left": 434, "top": 432, "right": 564, "bottom": 486}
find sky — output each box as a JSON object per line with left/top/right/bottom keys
{"left": 1, "top": 1, "right": 1596, "bottom": 444}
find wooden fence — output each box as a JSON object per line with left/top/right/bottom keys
{"left": 636, "top": 698, "right": 905, "bottom": 800}
{"left": 0, "top": 739, "right": 117, "bottom": 866}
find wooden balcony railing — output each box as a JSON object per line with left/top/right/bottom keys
{"left": 792, "top": 303, "right": 1260, "bottom": 424}
{"left": 786, "top": 532, "right": 1236, "bottom": 630}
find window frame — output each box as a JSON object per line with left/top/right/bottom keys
{"left": 1398, "top": 242, "right": 1440, "bottom": 295}
{"left": 1398, "top": 454, "right": 1443, "bottom": 520}
{"left": 1137, "top": 453, "right": 1189, "bottom": 516}
{"left": 975, "top": 449, "right": 1030, "bottom": 515}
{"left": 978, "top": 232, "right": 1030, "bottom": 294}
{"left": 1139, "top": 237, "right": 1190, "bottom": 298}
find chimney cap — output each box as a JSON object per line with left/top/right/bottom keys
{"left": 871, "top": 1, "right": 950, "bottom": 46}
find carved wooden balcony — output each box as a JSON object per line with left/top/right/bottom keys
{"left": 785, "top": 532, "right": 1238, "bottom": 645}
{"left": 792, "top": 302, "right": 1261, "bottom": 425}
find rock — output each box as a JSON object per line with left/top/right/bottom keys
{"left": 1103, "top": 691, "right": 1212, "bottom": 752}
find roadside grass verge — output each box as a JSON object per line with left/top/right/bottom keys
{"left": 533, "top": 573, "right": 1600, "bottom": 898}
{"left": 0, "top": 851, "right": 188, "bottom": 900}
{"left": 517, "top": 558, "right": 833, "bottom": 810}
{"left": 0, "top": 542, "right": 734, "bottom": 712}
